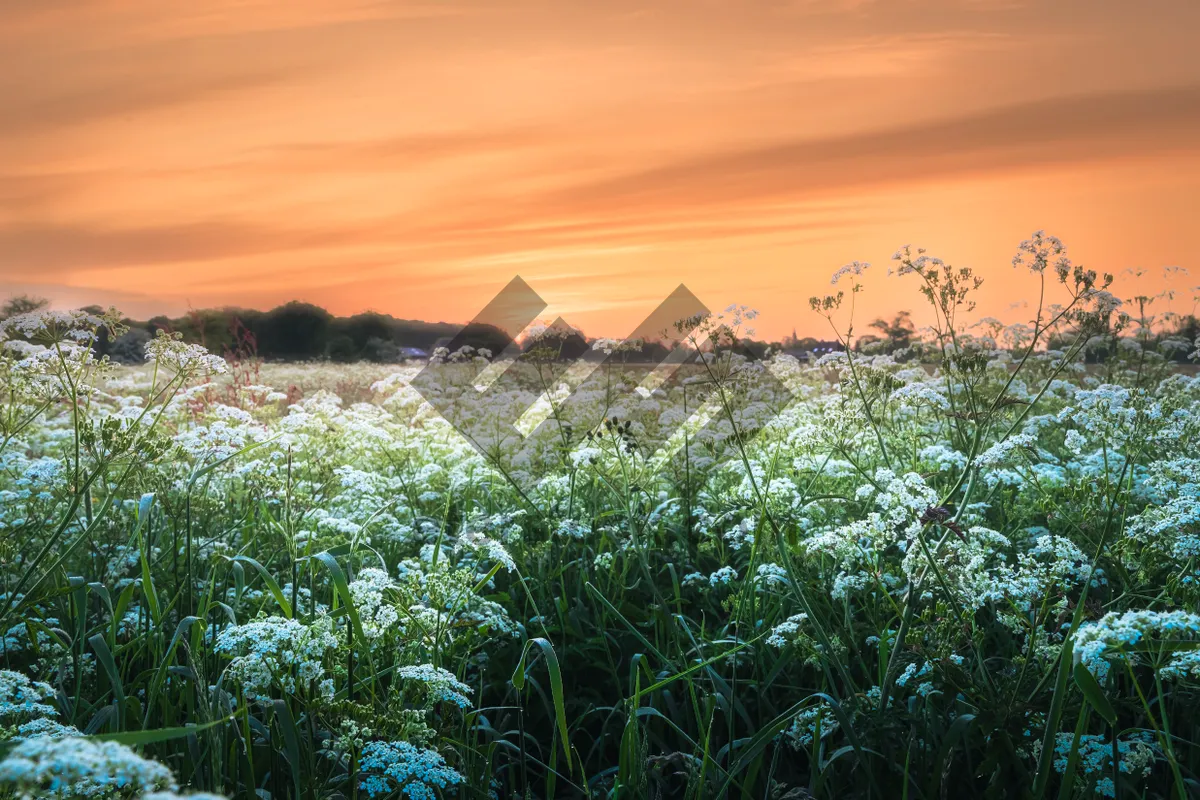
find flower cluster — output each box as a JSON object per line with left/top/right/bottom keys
{"left": 357, "top": 740, "right": 464, "bottom": 800}
{"left": 0, "top": 669, "right": 57, "bottom": 723}
{"left": 0, "top": 736, "right": 175, "bottom": 799}
{"left": 215, "top": 616, "right": 340, "bottom": 698}
{"left": 1074, "top": 610, "right": 1200, "bottom": 679}
{"left": 396, "top": 664, "right": 474, "bottom": 710}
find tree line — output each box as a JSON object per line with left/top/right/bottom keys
{"left": 1, "top": 295, "right": 851, "bottom": 364}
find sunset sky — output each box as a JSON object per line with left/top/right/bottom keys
{"left": 2, "top": 0, "right": 1198, "bottom": 339}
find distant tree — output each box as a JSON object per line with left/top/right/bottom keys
{"left": 108, "top": 328, "right": 153, "bottom": 364}
{"left": 363, "top": 336, "right": 401, "bottom": 363}
{"left": 555, "top": 331, "right": 590, "bottom": 361}
{"left": 865, "top": 311, "right": 915, "bottom": 354}
{"left": 0, "top": 294, "right": 49, "bottom": 321}
{"left": 446, "top": 322, "right": 516, "bottom": 356}
{"left": 258, "top": 302, "right": 333, "bottom": 360}
{"left": 147, "top": 315, "right": 173, "bottom": 335}
{"left": 337, "top": 312, "right": 394, "bottom": 351}
{"left": 639, "top": 340, "right": 671, "bottom": 363}
{"left": 326, "top": 334, "right": 358, "bottom": 363}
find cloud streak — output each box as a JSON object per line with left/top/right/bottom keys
{"left": 541, "top": 83, "right": 1200, "bottom": 215}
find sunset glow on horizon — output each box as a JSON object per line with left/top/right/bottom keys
{"left": 2, "top": 0, "right": 1199, "bottom": 339}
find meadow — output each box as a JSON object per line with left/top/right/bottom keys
{"left": 2, "top": 233, "right": 1200, "bottom": 799}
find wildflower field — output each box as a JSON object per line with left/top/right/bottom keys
{"left": 3, "top": 234, "right": 1200, "bottom": 799}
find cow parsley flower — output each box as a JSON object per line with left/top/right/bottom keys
{"left": 348, "top": 568, "right": 400, "bottom": 640}
{"left": 0, "top": 669, "right": 56, "bottom": 723}
{"left": 724, "top": 519, "right": 755, "bottom": 551}
{"left": 709, "top": 566, "right": 738, "bottom": 587}
{"left": 1012, "top": 230, "right": 1067, "bottom": 275}
{"left": 784, "top": 700, "right": 839, "bottom": 749}
{"left": 145, "top": 331, "right": 228, "bottom": 374}
{"left": 12, "top": 718, "right": 79, "bottom": 740}
{"left": 0, "top": 736, "right": 175, "bottom": 799}
{"left": 358, "top": 741, "right": 463, "bottom": 800}
{"left": 974, "top": 432, "right": 1038, "bottom": 468}
{"left": 830, "top": 261, "right": 870, "bottom": 285}
{"left": 767, "top": 614, "right": 809, "bottom": 648}
{"left": 1074, "top": 609, "right": 1200, "bottom": 678}
{"left": 919, "top": 444, "right": 967, "bottom": 472}
{"left": 872, "top": 468, "right": 939, "bottom": 538}
{"left": 890, "top": 382, "right": 951, "bottom": 412}
{"left": 1064, "top": 429, "right": 1087, "bottom": 455}
{"left": 895, "top": 661, "right": 933, "bottom": 688}
{"left": 755, "top": 563, "right": 789, "bottom": 590}
{"left": 0, "top": 309, "right": 108, "bottom": 345}
{"left": 555, "top": 519, "right": 591, "bottom": 540}
{"left": 454, "top": 532, "right": 515, "bottom": 572}
{"left": 1050, "top": 731, "right": 1156, "bottom": 795}
{"left": 396, "top": 665, "right": 473, "bottom": 710}
{"left": 1160, "top": 650, "right": 1200, "bottom": 681}
{"left": 215, "top": 615, "right": 339, "bottom": 698}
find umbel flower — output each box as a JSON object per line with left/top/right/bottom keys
{"left": 358, "top": 740, "right": 464, "bottom": 800}
{"left": 0, "top": 736, "right": 175, "bottom": 799}
{"left": 215, "top": 615, "right": 340, "bottom": 698}
{"left": 0, "top": 669, "right": 57, "bottom": 723}
{"left": 1074, "top": 609, "right": 1200, "bottom": 679}
{"left": 144, "top": 330, "right": 229, "bottom": 374}
{"left": 396, "top": 664, "right": 474, "bottom": 709}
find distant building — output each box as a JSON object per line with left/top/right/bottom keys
{"left": 779, "top": 338, "right": 844, "bottom": 362}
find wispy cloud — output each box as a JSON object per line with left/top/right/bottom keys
{"left": 535, "top": 83, "right": 1200, "bottom": 216}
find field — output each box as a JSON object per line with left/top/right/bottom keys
{"left": 2, "top": 242, "right": 1200, "bottom": 799}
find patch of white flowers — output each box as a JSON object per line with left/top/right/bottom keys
{"left": 1074, "top": 610, "right": 1200, "bottom": 679}
{"left": 215, "top": 615, "right": 340, "bottom": 698}
{"left": 358, "top": 740, "right": 463, "bottom": 800}
{"left": 0, "top": 736, "right": 175, "bottom": 799}
{"left": 144, "top": 331, "right": 228, "bottom": 374}
{"left": 0, "top": 669, "right": 56, "bottom": 723}
{"left": 348, "top": 568, "right": 400, "bottom": 640}
{"left": 767, "top": 614, "right": 809, "bottom": 648}
{"left": 396, "top": 664, "right": 474, "bottom": 710}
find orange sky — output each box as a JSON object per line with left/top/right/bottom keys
{"left": 1, "top": 0, "right": 1198, "bottom": 339}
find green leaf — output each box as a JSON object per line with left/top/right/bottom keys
{"left": 585, "top": 581, "right": 670, "bottom": 665}
{"left": 88, "top": 634, "right": 126, "bottom": 731}
{"left": 92, "top": 713, "right": 240, "bottom": 746}
{"left": 142, "top": 616, "right": 202, "bottom": 729}
{"left": 1072, "top": 661, "right": 1117, "bottom": 725}
{"left": 715, "top": 700, "right": 810, "bottom": 797}
{"left": 136, "top": 492, "right": 156, "bottom": 528}
{"left": 512, "top": 637, "right": 571, "bottom": 773}
{"left": 228, "top": 555, "right": 293, "bottom": 618}
{"left": 636, "top": 633, "right": 765, "bottom": 700}
{"left": 313, "top": 551, "right": 364, "bottom": 641}
{"left": 110, "top": 582, "right": 137, "bottom": 644}
{"left": 139, "top": 538, "right": 160, "bottom": 626}
{"left": 274, "top": 699, "right": 303, "bottom": 800}
{"left": 930, "top": 713, "right": 976, "bottom": 797}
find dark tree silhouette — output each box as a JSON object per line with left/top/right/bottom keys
{"left": 0, "top": 294, "right": 49, "bottom": 321}
{"left": 257, "top": 302, "right": 334, "bottom": 359}
{"left": 866, "top": 310, "right": 915, "bottom": 354}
